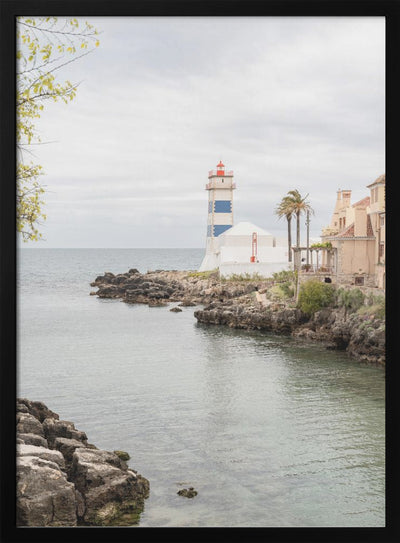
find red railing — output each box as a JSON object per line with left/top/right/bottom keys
{"left": 208, "top": 170, "right": 234, "bottom": 177}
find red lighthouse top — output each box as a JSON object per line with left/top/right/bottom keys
{"left": 207, "top": 160, "right": 234, "bottom": 181}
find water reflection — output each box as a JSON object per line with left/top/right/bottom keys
{"left": 193, "top": 322, "right": 385, "bottom": 527}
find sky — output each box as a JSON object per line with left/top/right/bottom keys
{"left": 19, "top": 16, "right": 385, "bottom": 248}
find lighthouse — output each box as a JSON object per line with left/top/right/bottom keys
{"left": 198, "top": 161, "right": 236, "bottom": 271}
{"left": 198, "top": 160, "right": 290, "bottom": 277}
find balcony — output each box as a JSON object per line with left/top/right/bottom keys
{"left": 206, "top": 181, "right": 236, "bottom": 190}
{"left": 301, "top": 265, "right": 335, "bottom": 274}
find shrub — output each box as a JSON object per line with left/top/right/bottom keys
{"left": 297, "top": 279, "right": 335, "bottom": 316}
{"left": 222, "top": 272, "right": 265, "bottom": 282}
{"left": 187, "top": 269, "right": 218, "bottom": 279}
{"left": 268, "top": 284, "right": 294, "bottom": 300}
{"left": 272, "top": 270, "right": 296, "bottom": 283}
{"left": 336, "top": 288, "right": 365, "bottom": 314}
{"left": 366, "top": 293, "right": 385, "bottom": 308}
{"left": 310, "top": 241, "right": 333, "bottom": 250}
{"left": 357, "top": 301, "right": 385, "bottom": 320}
{"left": 280, "top": 282, "right": 295, "bottom": 298}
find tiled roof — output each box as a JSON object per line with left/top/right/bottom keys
{"left": 352, "top": 196, "right": 370, "bottom": 208}
{"left": 334, "top": 215, "right": 374, "bottom": 238}
{"left": 367, "top": 173, "right": 385, "bottom": 188}
{"left": 337, "top": 223, "right": 355, "bottom": 237}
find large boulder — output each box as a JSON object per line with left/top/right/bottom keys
{"left": 18, "top": 433, "right": 48, "bottom": 448}
{"left": 17, "top": 455, "right": 78, "bottom": 526}
{"left": 42, "top": 418, "right": 88, "bottom": 448}
{"left": 17, "top": 443, "right": 65, "bottom": 471}
{"left": 17, "top": 398, "right": 59, "bottom": 422}
{"left": 17, "top": 413, "right": 45, "bottom": 437}
{"left": 69, "top": 448, "right": 149, "bottom": 526}
{"left": 16, "top": 399, "right": 150, "bottom": 527}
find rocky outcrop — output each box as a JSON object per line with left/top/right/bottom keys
{"left": 177, "top": 487, "right": 198, "bottom": 498}
{"left": 90, "top": 269, "right": 261, "bottom": 307}
{"left": 294, "top": 307, "right": 386, "bottom": 365}
{"left": 194, "top": 302, "right": 307, "bottom": 334}
{"left": 16, "top": 399, "right": 149, "bottom": 527}
{"left": 90, "top": 269, "right": 385, "bottom": 366}
{"left": 195, "top": 300, "right": 385, "bottom": 366}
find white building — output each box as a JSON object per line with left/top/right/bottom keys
{"left": 199, "top": 162, "right": 290, "bottom": 278}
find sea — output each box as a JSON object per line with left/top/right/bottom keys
{"left": 17, "top": 248, "right": 385, "bottom": 528}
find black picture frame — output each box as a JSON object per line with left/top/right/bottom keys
{"left": 1, "top": 1, "right": 399, "bottom": 542}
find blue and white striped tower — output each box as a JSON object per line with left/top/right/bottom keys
{"left": 199, "top": 160, "right": 236, "bottom": 271}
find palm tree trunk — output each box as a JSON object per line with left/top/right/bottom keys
{"left": 287, "top": 216, "right": 292, "bottom": 262}
{"left": 296, "top": 211, "right": 300, "bottom": 247}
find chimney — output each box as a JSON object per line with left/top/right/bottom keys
{"left": 354, "top": 206, "right": 367, "bottom": 237}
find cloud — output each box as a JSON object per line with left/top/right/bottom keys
{"left": 22, "top": 16, "right": 384, "bottom": 248}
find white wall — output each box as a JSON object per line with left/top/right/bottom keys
{"left": 219, "top": 261, "right": 291, "bottom": 278}
{"left": 219, "top": 245, "right": 288, "bottom": 264}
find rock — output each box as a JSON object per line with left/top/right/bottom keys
{"left": 54, "top": 437, "right": 87, "bottom": 467}
{"left": 17, "top": 455, "right": 78, "bottom": 526}
{"left": 96, "top": 285, "right": 125, "bottom": 298}
{"left": 42, "top": 418, "right": 88, "bottom": 448}
{"left": 148, "top": 300, "right": 168, "bottom": 307}
{"left": 170, "top": 306, "right": 182, "bottom": 313}
{"left": 17, "top": 443, "right": 66, "bottom": 471}
{"left": 16, "top": 399, "right": 150, "bottom": 526}
{"left": 17, "top": 413, "right": 45, "bottom": 437}
{"left": 178, "top": 300, "right": 196, "bottom": 307}
{"left": 177, "top": 487, "right": 198, "bottom": 498}
{"left": 70, "top": 449, "right": 149, "bottom": 526}
{"left": 114, "top": 450, "right": 131, "bottom": 461}
{"left": 17, "top": 398, "right": 60, "bottom": 422}
{"left": 18, "top": 433, "right": 48, "bottom": 448}
{"left": 89, "top": 269, "right": 385, "bottom": 366}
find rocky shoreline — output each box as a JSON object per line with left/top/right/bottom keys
{"left": 91, "top": 269, "right": 385, "bottom": 366}
{"left": 16, "top": 398, "right": 149, "bottom": 526}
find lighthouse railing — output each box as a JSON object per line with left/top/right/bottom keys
{"left": 206, "top": 181, "right": 236, "bottom": 190}
{"left": 208, "top": 170, "right": 234, "bottom": 177}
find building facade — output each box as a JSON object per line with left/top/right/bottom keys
{"left": 319, "top": 174, "right": 385, "bottom": 289}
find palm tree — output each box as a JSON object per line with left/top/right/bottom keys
{"left": 275, "top": 196, "right": 294, "bottom": 263}
{"left": 286, "top": 189, "right": 313, "bottom": 250}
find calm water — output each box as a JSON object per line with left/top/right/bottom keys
{"left": 17, "top": 248, "right": 385, "bottom": 527}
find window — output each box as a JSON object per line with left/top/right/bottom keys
{"left": 354, "top": 276, "right": 364, "bottom": 286}
{"left": 379, "top": 243, "right": 384, "bottom": 257}
{"left": 380, "top": 215, "right": 385, "bottom": 227}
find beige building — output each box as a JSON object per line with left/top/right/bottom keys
{"left": 318, "top": 174, "right": 385, "bottom": 289}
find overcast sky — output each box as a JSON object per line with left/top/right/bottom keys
{"left": 20, "top": 16, "right": 385, "bottom": 248}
